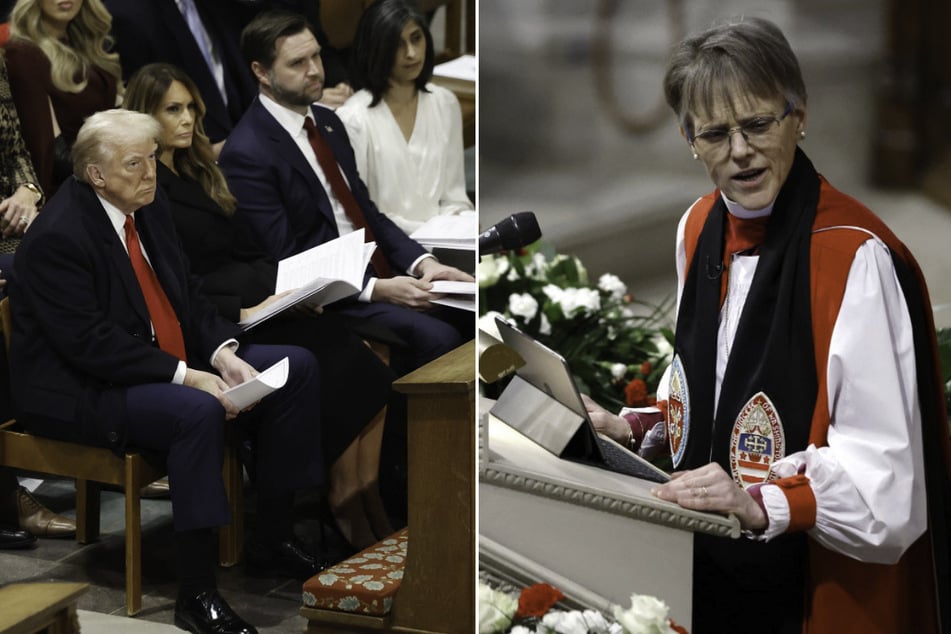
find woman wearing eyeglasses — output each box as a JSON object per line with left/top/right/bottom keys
{"left": 584, "top": 16, "right": 950, "bottom": 634}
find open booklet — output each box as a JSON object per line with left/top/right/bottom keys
{"left": 222, "top": 356, "right": 289, "bottom": 410}
{"left": 238, "top": 229, "right": 375, "bottom": 330}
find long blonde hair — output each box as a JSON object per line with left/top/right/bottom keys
{"left": 10, "top": 0, "right": 122, "bottom": 95}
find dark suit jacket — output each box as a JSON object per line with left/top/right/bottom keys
{"left": 104, "top": 0, "right": 257, "bottom": 143}
{"left": 9, "top": 178, "right": 242, "bottom": 450}
{"left": 158, "top": 162, "right": 275, "bottom": 321}
{"left": 218, "top": 98, "right": 428, "bottom": 269}
{"left": 157, "top": 163, "right": 396, "bottom": 461}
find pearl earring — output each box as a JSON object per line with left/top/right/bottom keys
{"left": 799, "top": 130, "right": 806, "bottom": 140}
{"left": 692, "top": 151, "right": 699, "bottom": 160}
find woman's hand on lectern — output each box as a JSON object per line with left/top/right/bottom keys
{"left": 652, "top": 463, "right": 768, "bottom": 531}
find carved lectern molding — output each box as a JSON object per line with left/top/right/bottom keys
{"left": 481, "top": 461, "right": 739, "bottom": 539}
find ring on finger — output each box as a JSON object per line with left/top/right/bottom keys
{"left": 701, "top": 485, "right": 708, "bottom": 498}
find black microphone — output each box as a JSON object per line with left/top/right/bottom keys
{"left": 705, "top": 255, "right": 723, "bottom": 280}
{"left": 478, "top": 211, "right": 542, "bottom": 257}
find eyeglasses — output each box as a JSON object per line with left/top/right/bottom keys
{"left": 689, "top": 102, "right": 793, "bottom": 158}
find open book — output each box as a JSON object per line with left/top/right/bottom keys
{"left": 222, "top": 356, "right": 289, "bottom": 409}
{"left": 238, "top": 230, "right": 375, "bottom": 330}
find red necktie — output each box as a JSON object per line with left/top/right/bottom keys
{"left": 303, "top": 117, "right": 393, "bottom": 278}
{"left": 124, "top": 216, "right": 187, "bottom": 361}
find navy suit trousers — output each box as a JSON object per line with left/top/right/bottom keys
{"left": 334, "top": 301, "right": 463, "bottom": 375}
{"left": 125, "top": 344, "right": 322, "bottom": 532}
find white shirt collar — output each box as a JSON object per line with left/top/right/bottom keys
{"left": 258, "top": 92, "right": 315, "bottom": 137}
{"left": 720, "top": 192, "right": 775, "bottom": 219}
{"left": 96, "top": 192, "right": 134, "bottom": 236}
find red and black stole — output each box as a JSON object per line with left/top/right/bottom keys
{"left": 673, "top": 148, "right": 821, "bottom": 631}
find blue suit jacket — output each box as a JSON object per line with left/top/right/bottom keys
{"left": 218, "top": 98, "right": 428, "bottom": 269}
{"left": 9, "top": 178, "right": 242, "bottom": 450}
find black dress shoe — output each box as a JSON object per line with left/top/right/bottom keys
{"left": 0, "top": 525, "right": 36, "bottom": 549}
{"left": 174, "top": 589, "right": 257, "bottom": 634}
{"left": 245, "top": 537, "right": 328, "bottom": 580}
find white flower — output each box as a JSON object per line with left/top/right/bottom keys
{"left": 653, "top": 333, "right": 673, "bottom": 360}
{"left": 557, "top": 287, "right": 601, "bottom": 318}
{"left": 539, "top": 609, "right": 615, "bottom": 634}
{"left": 541, "top": 609, "right": 589, "bottom": 634}
{"left": 542, "top": 284, "right": 564, "bottom": 303}
{"left": 478, "top": 254, "right": 509, "bottom": 287}
{"left": 478, "top": 583, "right": 517, "bottom": 634}
{"left": 528, "top": 252, "right": 549, "bottom": 279}
{"left": 613, "top": 594, "right": 677, "bottom": 634}
{"left": 539, "top": 313, "right": 552, "bottom": 336}
{"left": 508, "top": 293, "right": 539, "bottom": 321}
{"left": 598, "top": 273, "right": 627, "bottom": 301}
{"left": 510, "top": 627, "right": 535, "bottom": 634}
{"left": 478, "top": 311, "right": 507, "bottom": 334}
{"left": 610, "top": 363, "right": 627, "bottom": 380}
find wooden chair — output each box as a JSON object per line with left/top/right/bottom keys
{"left": 0, "top": 297, "right": 243, "bottom": 615}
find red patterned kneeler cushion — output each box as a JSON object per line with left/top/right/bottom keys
{"left": 302, "top": 528, "right": 408, "bottom": 616}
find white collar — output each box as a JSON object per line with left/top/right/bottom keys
{"left": 720, "top": 193, "right": 774, "bottom": 219}
{"left": 96, "top": 192, "right": 134, "bottom": 234}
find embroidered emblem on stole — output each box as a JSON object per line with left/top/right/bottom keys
{"left": 729, "top": 391, "right": 785, "bottom": 489}
{"left": 667, "top": 354, "right": 690, "bottom": 468}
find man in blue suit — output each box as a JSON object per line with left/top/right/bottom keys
{"left": 218, "top": 9, "right": 471, "bottom": 376}
{"left": 10, "top": 110, "right": 326, "bottom": 634}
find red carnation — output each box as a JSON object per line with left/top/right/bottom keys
{"left": 515, "top": 583, "right": 565, "bottom": 619}
{"left": 669, "top": 620, "right": 689, "bottom": 634}
{"left": 640, "top": 361, "right": 652, "bottom": 376}
{"left": 625, "top": 378, "right": 648, "bottom": 407}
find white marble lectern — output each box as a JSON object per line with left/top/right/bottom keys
{"left": 479, "top": 401, "right": 741, "bottom": 629}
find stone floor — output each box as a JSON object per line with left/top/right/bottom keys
{"left": 0, "top": 477, "right": 356, "bottom": 634}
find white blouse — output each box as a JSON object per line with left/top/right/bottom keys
{"left": 337, "top": 84, "right": 473, "bottom": 235}
{"left": 662, "top": 197, "right": 927, "bottom": 565}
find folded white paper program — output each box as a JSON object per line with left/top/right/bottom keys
{"left": 222, "top": 357, "right": 289, "bottom": 410}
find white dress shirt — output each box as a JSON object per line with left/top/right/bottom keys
{"left": 258, "top": 93, "right": 434, "bottom": 301}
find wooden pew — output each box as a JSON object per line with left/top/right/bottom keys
{"left": 300, "top": 340, "right": 475, "bottom": 633}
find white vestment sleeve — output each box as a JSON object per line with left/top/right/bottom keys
{"left": 762, "top": 238, "right": 927, "bottom": 563}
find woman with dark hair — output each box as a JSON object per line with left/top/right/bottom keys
{"left": 4, "top": 0, "right": 121, "bottom": 197}
{"left": 124, "top": 62, "right": 397, "bottom": 554}
{"left": 337, "top": 0, "right": 471, "bottom": 235}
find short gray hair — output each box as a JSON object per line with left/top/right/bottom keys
{"left": 72, "top": 109, "right": 161, "bottom": 182}
{"left": 663, "top": 17, "right": 806, "bottom": 136}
